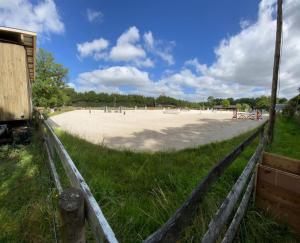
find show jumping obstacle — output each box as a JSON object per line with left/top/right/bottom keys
{"left": 232, "top": 109, "right": 262, "bottom": 120}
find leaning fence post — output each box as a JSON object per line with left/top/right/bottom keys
{"left": 59, "top": 187, "right": 85, "bottom": 243}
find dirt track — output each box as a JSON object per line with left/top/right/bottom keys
{"left": 49, "top": 109, "right": 266, "bottom": 152}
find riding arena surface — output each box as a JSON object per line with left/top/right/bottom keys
{"left": 49, "top": 109, "right": 266, "bottom": 152}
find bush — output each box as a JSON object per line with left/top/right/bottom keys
{"left": 283, "top": 94, "right": 300, "bottom": 118}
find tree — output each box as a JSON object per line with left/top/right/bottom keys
{"left": 241, "top": 103, "right": 250, "bottom": 111}
{"left": 221, "top": 99, "right": 230, "bottom": 108}
{"left": 278, "top": 97, "right": 287, "bottom": 104}
{"left": 207, "top": 96, "right": 215, "bottom": 108}
{"left": 33, "top": 48, "right": 69, "bottom": 108}
{"left": 255, "top": 96, "right": 270, "bottom": 110}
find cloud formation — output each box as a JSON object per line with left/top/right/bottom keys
{"left": 76, "top": 26, "right": 175, "bottom": 67}
{"left": 76, "top": 66, "right": 152, "bottom": 92}
{"left": 0, "top": 0, "right": 64, "bottom": 35}
{"left": 74, "top": 0, "right": 300, "bottom": 100}
{"left": 144, "top": 31, "right": 175, "bottom": 65}
{"left": 110, "top": 26, "right": 146, "bottom": 62}
{"left": 77, "top": 38, "right": 109, "bottom": 59}
{"left": 87, "top": 8, "right": 103, "bottom": 23}
{"left": 191, "top": 0, "right": 300, "bottom": 98}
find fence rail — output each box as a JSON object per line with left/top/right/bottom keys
{"left": 144, "top": 121, "right": 267, "bottom": 243}
{"left": 34, "top": 110, "right": 118, "bottom": 243}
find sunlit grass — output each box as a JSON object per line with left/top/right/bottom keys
{"left": 0, "top": 135, "right": 55, "bottom": 242}
{"left": 54, "top": 116, "right": 299, "bottom": 242}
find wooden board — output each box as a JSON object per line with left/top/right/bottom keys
{"left": 0, "top": 42, "right": 31, "bottom": 121}
{"left": 262, "top": 152, "right": 300, "bottom": 175}
{"left": 255, "top": 164, "right": 300, "bottom": 233}
{"left": 43, "top": 120, "right": 118, "bottom": 243}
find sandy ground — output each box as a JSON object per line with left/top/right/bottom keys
{"left": 49, "top": 109, "right": 266, "bottom": 152}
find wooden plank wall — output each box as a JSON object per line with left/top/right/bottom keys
{"left": 262, "top": 152, "right": 300, "bottom": 175}
{"left": 256, "top": 159, "right": 300, "bottom": 233}
{"left": 0, "top": 42, "right": 30, "bottom": 121}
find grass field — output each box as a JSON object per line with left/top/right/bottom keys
{"left": 0, "top": 116, "right": 297, "bottom": 242}
{"left": 56, "top": 116, "right": 299, "bottom": 242}
{"left": 0, "top": 134, "right": 56, "bottom": 242}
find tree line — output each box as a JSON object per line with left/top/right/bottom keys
{"left": 32, "top": 48, "right": 290, "bottom": 110}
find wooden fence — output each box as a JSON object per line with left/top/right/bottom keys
{"left": 144, "top": 121, "right": 268, "bottom": 243}
{"left": 35, "top": 109, "right": 268, "bottom": 243}
{"left": 35, "top": 111, "right": 118, "bottom": 243}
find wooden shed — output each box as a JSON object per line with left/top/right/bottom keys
{"left": 0, "top": 26, "right": 36, "bottom": 123}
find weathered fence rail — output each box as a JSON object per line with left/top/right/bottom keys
{"left": 35, "top": 111, "right": 118, "bottom": 243}
{"left": 144, "top": 121, "right": 267, "bottom": 243}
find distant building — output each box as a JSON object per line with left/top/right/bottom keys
{"left": 214, "top": 105, "right": 237, "bottom": 110}
{"left": 275, "top": 104, "right": 286, "bottom": 112}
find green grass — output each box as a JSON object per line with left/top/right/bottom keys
{"left": 55, "top": 117, "right": 299, "bottom": 242}
{"left": 268, "top": 115, "right": 300, "bottom": 158}
{"left": 0, "top": 134, "right": 56, "bottom": 243}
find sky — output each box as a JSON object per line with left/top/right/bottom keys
{"left": 0, "top": 0, "right": 299, "bottom": 101}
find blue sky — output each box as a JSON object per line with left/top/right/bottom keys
{"left": 1, "top": 0, "right": 299, "bottom": 100}
{"left": 46, "top": 0, "right": 259, "bottom": 76}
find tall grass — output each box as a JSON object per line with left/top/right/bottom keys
{"left": 56, "top": 117, "right": 299, "bottom": 242}
{"left": 0, "top": 134, "right": 56, "bottom": 242}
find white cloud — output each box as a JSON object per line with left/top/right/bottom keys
{"left": 87, "top": 8, "right": 103, "bottom": 23}
{"left": 184, "top": 58, "right": 208, "bottom": 74}
{"left": 0, "top": 0, "right": 64, "bottom": 35}
{"left": 75, "top": 0, "right": 300, "bottom": 100}
{"left": 144, "top": 31, "right": 175, "bottom": 65}
{"left": 77, "top": 26, "right": 175, "bottom": 68}
{"left": 200, "top": 0, "right": 300, "bottom": 98}
{"left": 76, "top": 66, "right": 152, "bottom": 91}
{"left": 144, "top": 32, "right": 154, "bottom": 49}
{"left": 77, "top": 38, "right": 109, "bottom": 59}
{"left": 109, "top": 26, "right": 147, "bottom": 62}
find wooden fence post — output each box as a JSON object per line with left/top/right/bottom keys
{"left": 59, "top": 187, "right": 85, "bottom": 243}
{"left": 259, "top": 126, "right": 264, "bottom": 144}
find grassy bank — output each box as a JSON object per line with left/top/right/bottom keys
{"left": 56, "top": 117, "right": 299, "bottom": 242}
{"left": 0, "top": 135, "right": 55, "bottom": 242}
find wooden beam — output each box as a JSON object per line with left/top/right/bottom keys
{"left": 221, "top": 174, "right": 255, "bottom": 243}
{"left": 201, "top": 144, "right": 263, "bottom": 243}
{"left": 262, "top": 152, "right": 300, "bottom": 174}
{"left": 44, "top": 120, "right": 118, "bottom": 243}
{"left": 144, "top": 123, "right": 267, "bottom": 243}
{"left": 44, "top": 140, "right": 63, "bottom": 194}
{"left": 257, "top": 164, "right": 300, "bottom": 194}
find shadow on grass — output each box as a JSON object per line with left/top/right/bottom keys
{"left": 0, "top": 134, "right": 55, "bottom": 242}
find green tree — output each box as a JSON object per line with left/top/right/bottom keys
{"left": 236, "top": 103, "right": 242, "bottom": 111}
{"left": 255, "top": 96, "right": 270, "bottom": 110}
{"left": 207, "top": 96, "right": 215, "bottom": 108}
{"left": 221, "top": 99, "right": 230, "bottom": 108}
{"left": 33, "top": 48, "right": 69, "bottom": 108}
{"left": 241, "top": 103, "right": 250, "bottom": 111}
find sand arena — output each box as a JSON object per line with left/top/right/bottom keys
{"left": 49, "top": 109, "right": 266, "bottom": 152}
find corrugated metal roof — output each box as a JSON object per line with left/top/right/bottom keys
{"left": 0, "top": 26, "right": 36, "bottom": 83}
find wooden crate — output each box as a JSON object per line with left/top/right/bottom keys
{"left": 255, "top": 152, "right": 300, "bottom": 233}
